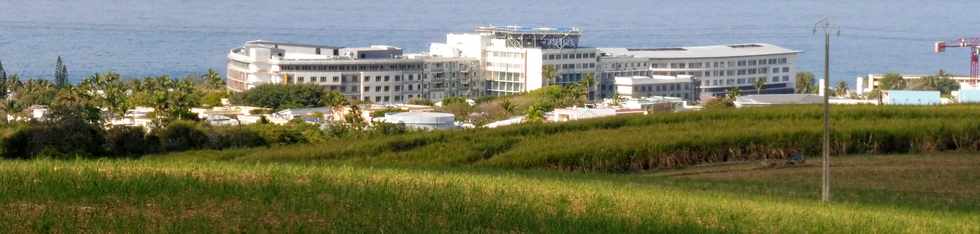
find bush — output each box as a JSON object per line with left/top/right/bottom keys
{"left": 105, "top": 126, "right": 157, "bottom": 157}
{"left": 155, "top": 120, "right": 209, "bottom": 152}
{"left": 207, "top": 126, "right": 267, "bottom": 149}
{"left": 1, "top": 119, "right": 106, "bottom": 159}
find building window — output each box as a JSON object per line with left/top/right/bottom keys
{"left": 364, "top": 86, "right": 370, "bottom": 92}
{"left": 782, "top": 76, "right": 790, "bottom": 82}
{"left": 384, "top": 86, "right": 389, "bottom": 92}
{"left": 395, "top": 75, "right": 401, "bottom": 81}
{"left": 375, "top": 96, "right": 381, "bottom": 102}
{"left": 782, "top": 67, "right": 790, "bottom": 73}
{"left": 298, "top": 77, "right": 305, "bottom": 82}
{"left": 375, "top": 76, "right": 381, "bottom": 82}
{"left": 333, "top": 76, "right": 340, "bottom": 82}
{"left": 384, "top": 76, "right": 390, "bottom": 82}
{"left": 320, "top": 77, "right": 327, "bottom": 82}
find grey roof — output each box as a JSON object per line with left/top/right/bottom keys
{"left": 735, "top": 94, "right": 823, "bottom": 105}
{"left": 245, "top": 40, "right": 342, "bottom": 49}
{"left": 599, "top": 43, "right": 800, "bottom": 59}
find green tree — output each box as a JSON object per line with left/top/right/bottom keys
{"left": 79, "top": 72, "right": 130, "bottom": 120}
{"left": 232, "top": 84, "right": 327, "bottom": 110}
{"left": 0, "top": 60, "right": 8, "bottom": 100}
{"left": 48, "top": 86, "right": 103, "bottom": 125}
{"left": 878, "top": 73, "right": 906, "bottom": 90}
{"left": 834, "top": 80, "right": 848, "bottom": 97}
{"left": 204, "top": 69, "right": 224, "bottom": 90}
{"left": 54, "top": 56, "right": 69, "bottom": 89}
{"left": 794, "top": 72, "right": 817, "bottom": 94}
{"left": 725, "top": 87, "right": 742, "bottom": 100}
{"left": 753, "top": 77, "right": 766, "bottom": 94}
{"left": 321, "top": 91, "right": 348, "bottom": 121}
{"left": 580, "top": 72, "right": 595, "bottom": 100}
{"left": 542, "top": 65, "right": 557, "bottom": 86}
{"left": 524, "top": 103, "right": 546, "bottom": 124}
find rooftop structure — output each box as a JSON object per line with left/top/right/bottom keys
{"left": 380, "top": 112, "right": 456, "bottom": 130}
{"left": 476, "top": 25, "right": 582, "bottom": 49}
{"left": 599, "top": 43, "right": 800, "bottom": 59}
{"left": 734, "top": 94, "right": 823, "bottom": 108}
{"left": 614, "top": 75, "right": 697, "bottom": 100}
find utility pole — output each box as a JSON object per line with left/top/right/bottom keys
{"left": 814, "top": 18, "right": 838, "bottom": 203}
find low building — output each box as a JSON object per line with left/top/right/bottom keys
{"left": 855, "top": 73, "right": 975, "bottom": 95}
{"left": 614, "top": 75, "right": 697, "bottom": 100}
{"left": 380, "top": 112, "right": 455, "bottom": 130}
{"left": 547, "top": 107, "right": 617, "bottom": 122}
{"left": 958, "top": 90, "right": 980, "bottom": 103}
{"left": 733, "top": 94, "right": 823, "bottom": 108}
{"left": 882, "top": 90, "right": 941, "bottom": 105}
{"left": 271, "top": 107, "right": 333, "bottom": 124}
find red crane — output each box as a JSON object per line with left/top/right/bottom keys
{"left": 935, "top": 38, "right": 980, "bottom": 87}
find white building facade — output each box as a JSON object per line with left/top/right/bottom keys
{"left": 232, "top": 26, "right": 802, "bottom": 104}
{"left": 430, "top": 26, "right": 599, "bottom": 96}
{"left": 614, "top": 75, "right": 697, "bottom": 99}
{"left": 227, "top": 41, "right": 481, "bottom": 104}
{"left": 597, "top": 44, "right": 800, "bottom": 100}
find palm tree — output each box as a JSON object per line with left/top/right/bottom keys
{"left": 321, "top": 91, "right": 348, "bottom": 122}
{"left": 753, "top": 78, "right": 766, "bottom": 94}
{"left": 795, "top": 72, "right": 816, "bottom": 94}
{"left": 834, "top": 81, "right": 848, "bottom": 97}
{"left": 204, "top": 69, "right": 224, "bottom": 90}
{"left": 542, "top": 65, "right": 557, "bottom": 86}
{"left": 578, "top": 72, "right": 596, "bottom": 102}
{"left": 878, "top": 73, "right": 906, "bottom": 90}
{"left": 725, "top": 87, "right": 742, "bottom": 100}
{"left": 525, "top": 104, "right": 546, "bottom": 124}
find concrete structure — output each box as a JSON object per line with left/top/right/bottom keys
{"left": 227, "top": 41, "right": 481, "bottom": 104}
{"left": 881, "top": 90, "right": 941, "bottom": 105}
{"left": 855, "top": 73, "right": 975, "bottom": 95}
{"left": 233, "top": 26, "right": 801, "bottom": 104}
{"left": 547, "top": 107, "right": 617, "bottom": 122}
{"left": 380, "top": 112, "right": 456, "bottom": 130}
{"left": 271, "top": 107, "right": 334, "bottom": 124}
{"left": 430, "top": 26, "right": 599, "bottom": 96}
{"left": 598, "top": 44, "right": 800, "bottom": 100}
{"left": 614, "top": 75, "right": 696, "bottom": 100}
{"left": 958, "top": 89, "right": 980, "bottom": 103}
{"left": 733, "top": 94, "right": 823, "bottom": 108}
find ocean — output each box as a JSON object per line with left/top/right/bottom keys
{"left": 1, "top": 0, "right": 978, "bottom": 86}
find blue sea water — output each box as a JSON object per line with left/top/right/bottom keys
{"left": 0, "top": 0, "right": 978, "bottom": 86}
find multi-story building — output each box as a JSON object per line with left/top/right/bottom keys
{"left": 227, "top": 41, "right": 480, "bottom": 104}
{"left": 431, "top": 26, "right": 599, "bottom": 96}
{"left": 597, "top": 44, "right": 800, "bottom": 100}
{"left": 231, "top": 27, "right": 802, "bottom": 104}
{"left": 614, "top": 75, "right": 697, "bottom": 100}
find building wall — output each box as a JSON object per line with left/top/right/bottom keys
{"left": 597, "top": 54, "right": 797, "bottom": 101}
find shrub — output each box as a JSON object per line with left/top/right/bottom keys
{"left": 105, "top": 126, "right": 157, "bottom": 157}
{"left": 155, "top": 120, "right": 208, "bottom": 152}
{"left": 1, "top": 119, "right": 105, "bottom": 159}
{"left": 206, "top": 126, "right": 267, "bottom": 149}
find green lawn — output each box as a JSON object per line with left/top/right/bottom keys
{"left": 0, "top": 153, "right": 977, "bottom": 233}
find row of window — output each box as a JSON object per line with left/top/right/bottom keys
{"left": 545, "top": 52, "right": 596, "bottom": 60}
{"left": 292, "top": 74, "right": 428, "bottom": 84}
{"left": 635, "top": 83, "right": 690, "bottom": 92}
{"left": 609, "top": 57, "right": 790, "bottom": 70}
{"left": 487, "top": 81, "right": 525, "bottom": 92}
{"left": 282, "top": 64, "right": 423, "bottom": 72}
{"left": 705, "top": 76, "right": 791, "bottom": 86}
{"left": 558, "top": 63, "right": 596, "bottom": 69}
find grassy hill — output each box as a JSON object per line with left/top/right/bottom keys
{"left": 2, "top": 105, "right": 980, "bottom": 233}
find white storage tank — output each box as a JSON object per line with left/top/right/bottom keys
{"left": 381, "top": 112, "right": 456, "bottom": 130}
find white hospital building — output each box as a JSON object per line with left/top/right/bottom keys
{"left": 229, "top": 25, "right": 801, "bottom": 103}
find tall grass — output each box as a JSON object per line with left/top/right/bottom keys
{"left": 0, "top": 159, "right": 976, "bottom": 233}
{"left": 159, "top": 105, "right": 980, "bottom": 172}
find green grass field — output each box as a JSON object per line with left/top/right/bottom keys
{"left": 0, "top": 154, "right": 977, "bottom": 233}
{"left": 3, "top": 105, "right": 980, "bottom": 233}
